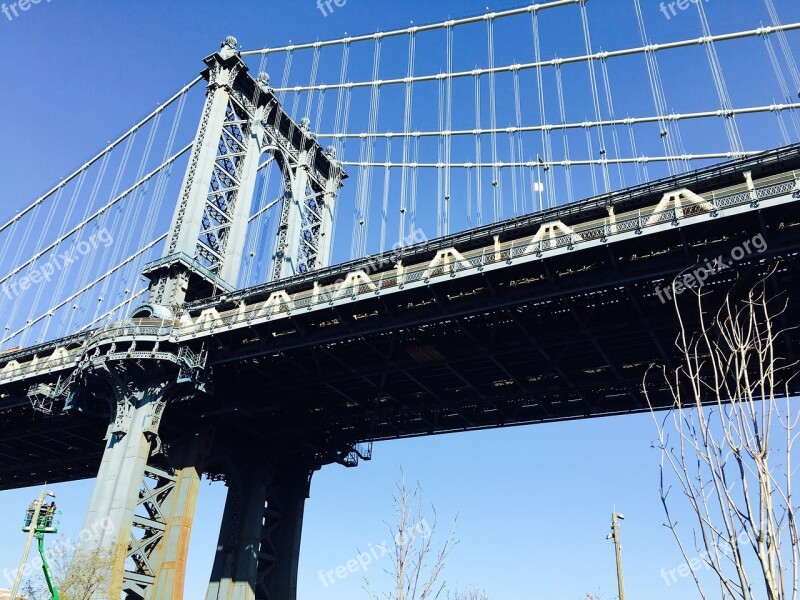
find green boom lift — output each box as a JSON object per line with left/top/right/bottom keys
{"left": 11, "top": 491, "right": 61, "bottom": 600}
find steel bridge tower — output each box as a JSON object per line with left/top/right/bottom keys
{"left": 77, "top": 37, "right": 346, "bottom": 599}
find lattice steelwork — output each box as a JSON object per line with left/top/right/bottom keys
{"left": 125, "top": 463, "right": 176, "bottom": 598}
{"left": 270, "top": 126, "right": 344, "bottom": 280}
{"left": 196, "top": 99, "right": 253, "bottom": 272}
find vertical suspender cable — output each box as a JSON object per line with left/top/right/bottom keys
{"left": 305, "top": 44, "right": 322, "bottom": 122}
{"left": 351, "top": 36, "right": 381, "bottom": 259}
{"left": 399, "top": 30, "right": 416, "bottom": 243}
{"left": 579, "top": 0, "right": 611, "bottom": 193}
{"left": 760, "top": 14, "right": 800, "bottom": 141}
{"left": 473, "top": 71, "right": 484, "bottom": 225}
{"left": 118, "top": 92, "right": 188, "bottom": 319}
{"left": 765, "top": 0, "right": 800, "bottom": 94}
{"left": 437, "top": 70, "right": 445, "bottom": 238}
{"left": 279, "top": 48, "right": 294, "bottom": 106}
{"left": 651, "top": 51, "right": 691, "bottom": 172}
{"left": 694, "top": 0, "right": 743, "bottom": 155}
{"left": 532, "top": 8, "right": 556, "bottom": 208}
{"left": 96, "top": 139, "right": 140, "bottom": 293}
{"left": 444, "top": 21, "right": 454, "bottom": 235}
{"left": 512, "top": 67, "right": 528, "bottom": 215}
{"left": 13, "top": 159, "right": 93, "bottom": 343}
{"left": 764, "top": 0, "right": 800, "bottom": 141}
{"left": 626, "top": 117, "right": 646, "bottom": 185}
{"left": 583, "top": 125, "right": 598, "bottom": 197}
{"left": 22, "top": 147, "right": 109, "bottom": 345}
{"left": 599, "top": 56, "right": 626, "bottom": 189}
{"left": 487, "top": 14, "right": 501, "bottom": 222}
{"left": 352, "top": 136, "right": 368, "bottom": 259}
{"left": 466, "top": 165, "right": 474, "bottom": 227}
{"left": 508, "top": 131, "right": 519, "bottom": 217}
{"left": 764, "top": 34, "right": 794, "bottom": 145}
{"left": 330, "top": 40, "right": 352, "bottom": 257}
{"left": 257, "top": 51, "right": 269, "bottom": 82}
{"left": 410, "top": 132, "right": 420, "bottom": 238}
{"left": 55, "top": 111, "right": 164, "bottom": 339}
{"left": 380, "top": 138, "right": 392, "bottom": 251}
{"left": 55, "top": 113, "right": 162, "bottom": 337}
{"left": 555, "top": 63, "right": 576, "bottom": 204}
{"left": 314, "top": 88, "right": 326, "bottom": 134}
{"left": 633, "top": 0, "right": 679, "bottom": 175}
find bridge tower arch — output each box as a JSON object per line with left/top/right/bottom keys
{"left": 137, "top": 36, "right": 346, "bottom": 314}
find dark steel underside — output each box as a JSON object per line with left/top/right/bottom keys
{"left": 2, "top": 147, "right": 800, "bottom": 490}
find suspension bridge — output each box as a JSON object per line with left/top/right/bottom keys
{"left": 1, "top": 1, "right": 800, "bottom": 598}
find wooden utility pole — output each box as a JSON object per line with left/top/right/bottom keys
{"left": 608, "top": 512, "right": 626, "bottom": 600}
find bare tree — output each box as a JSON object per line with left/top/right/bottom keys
{"left": 646, "top": 277, "right": 799, "bottom": 600}
{"left": 364, "top": 474, "right": 458, "bottom": 600}
{"left": 20, "top": 539, "right": 113, "bottom": 600}
{"left": 447, "top": 588, "right": 489, "bottom": 600}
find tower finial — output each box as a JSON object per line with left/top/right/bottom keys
{"left": 256, "top": 71, "right": 271, "bottom": 91}
{"left": 220, "top": 36, "right": 239, "bottom": 59}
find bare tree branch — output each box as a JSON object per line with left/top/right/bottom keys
{"left": 646, "top": 273, "right": 799, "bottom": 600}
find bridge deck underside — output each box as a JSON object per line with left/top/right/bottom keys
{"left": 2, "top": 172, "right": 799, "bottom": 489}
{"left": 0, "top": 408, "right": 107, "bottom": 489}
{"left": 200, "top": 199, "right": 800, "bottom": 452}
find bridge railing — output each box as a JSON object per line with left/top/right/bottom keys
{"left": 174, "top": 169, "right": 800, "bottom": 336}
{"left": 0, "top": 348, "right": 83, "bottom": 384}
{"left": 0, "top": 320, "right": 178, "bottom": 385}
{"left": 87, "top": 319, "right": 176, "bottom": 341}
{"left": 1, "top": 170, "right": 798, "bottom": 383}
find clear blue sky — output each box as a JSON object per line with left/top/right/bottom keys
{"left": 0, "top": 1, "right": 799, "bottom": 599}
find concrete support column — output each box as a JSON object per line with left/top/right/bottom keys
{"left": 206, "top": 457, "right": 313, "bottom": 600}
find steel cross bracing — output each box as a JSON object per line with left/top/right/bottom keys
{"left": 144, "top": 37, "right": 346, "bottom": 312}
{"left": 125, "top": 463, "right": 176, "bottom": 596}
{"left": 195, "top": 99, "right": 253, "bottom": 272}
